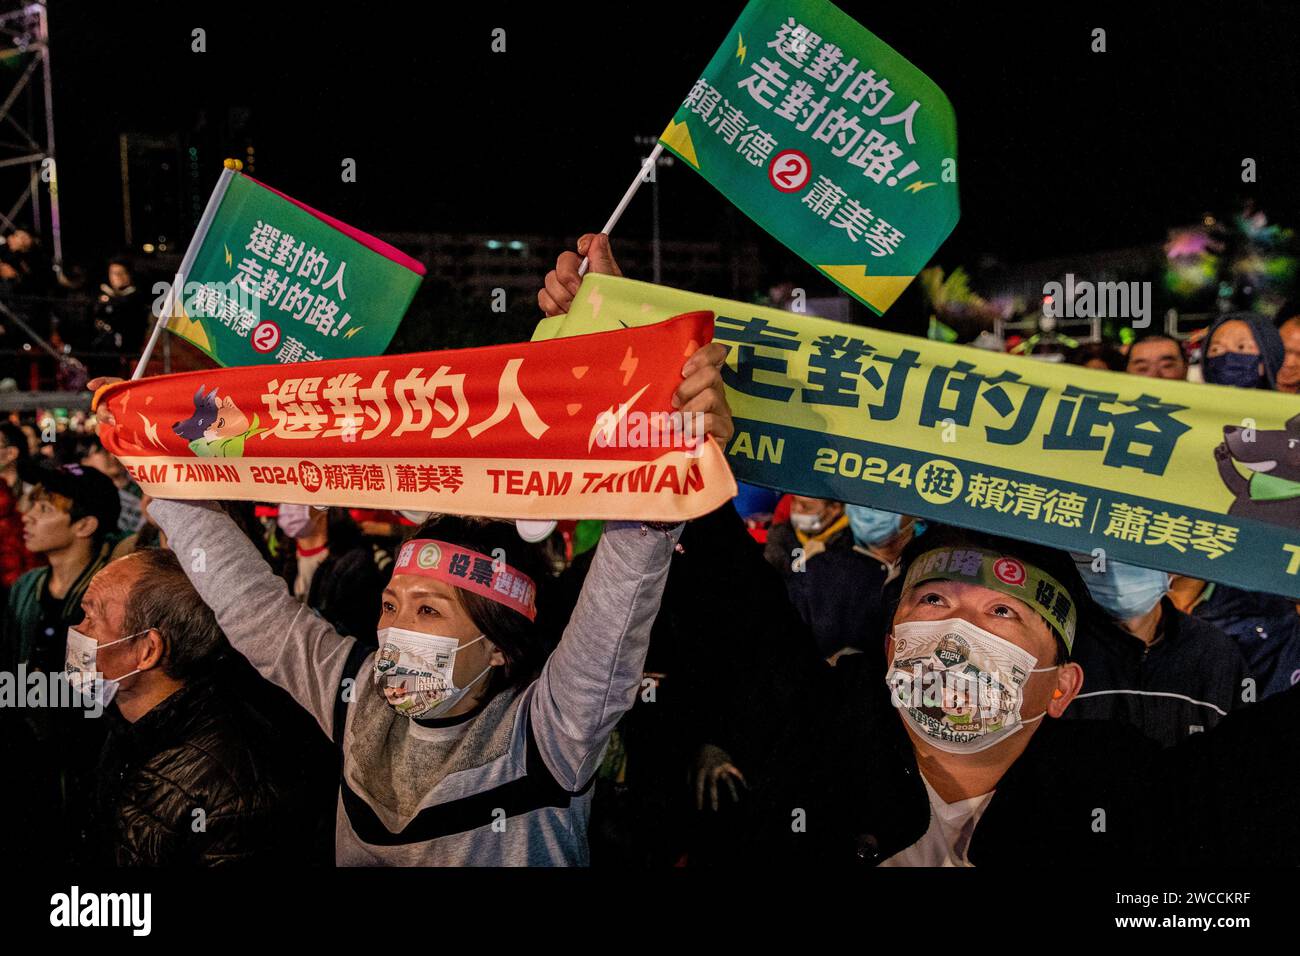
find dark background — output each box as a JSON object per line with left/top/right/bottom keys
{"left": 38, "top": 0, "right": 1300, "bottom": 302}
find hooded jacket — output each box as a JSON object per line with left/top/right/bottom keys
{"left": 1202, "top": 311, "right": 1285, "bottom": 388}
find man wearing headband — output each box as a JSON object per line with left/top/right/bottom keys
{"left": 697, "top": 516, "right": 1300, "bottom": 866}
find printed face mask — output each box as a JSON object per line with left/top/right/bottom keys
{"left": 372, "top": 626, "right": 492, "bottom": 720}
{"left": 65, "top": 626, "right": 148, "bottom": 709}
{"left": 884, "top": 618, "right": 1058, "bottom": 754}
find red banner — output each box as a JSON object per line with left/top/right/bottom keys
{"left": 95, "top": 312, "right": 737, "bottom": 522}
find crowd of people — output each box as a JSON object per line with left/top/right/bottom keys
{"left": 0, "top": 232, "right": 1297, "bottom": 867}
{"left": 0, "top": 228, "right": 151, "bottom": 387}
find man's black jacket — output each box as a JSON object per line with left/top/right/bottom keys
{"left": 84, "top": 674, "right": 318, "bottom": 866}
{"left": 1064, "top": 598, "right": 1249, "bottom": 747}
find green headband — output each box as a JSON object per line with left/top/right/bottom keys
{"left": 902, "top": 545, "right": 1078, "bottom": 652}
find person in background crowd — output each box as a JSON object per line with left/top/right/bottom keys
{"left": 89, "top": 258, "right": 145, "bottom": 358}
{"left": 347, "top": 508, "right": 408, "bottom": 540}
{"left": 763, "top": 495, "right": 849, "bottom": 571}
{"left": 847, "top": 505, "right": 920, "bottom": 586}
{"left": 275, "top": 503, "right": 331, "bottom": 601}
{"left": 80, "top": 435, "right": 145, "bottom": 535}
{"left": 19, "top": 421, "right": 40, "bottom": 457}
{"left": 280, "top": 505, "right": 396, "bottom": 642}
{"left": 1167, "top": 310, "right": 1300, "bottom": 697}
{"left": 1275, "top": 315, "right": 1300, "bottom": 394}
{"left": 1200, "top": 312, "right": 1284, "bottom": 389}
{"left": 1126, "top": 333, "right": 1189, "bottom": 380}
{"left": 109, "top": 493, "right": 162, "bottom": 559}
{"left": 1171, "top": 576, "right": 1300, "bottom": 699}
{"left": 2, "top": 460, "right": 119, "bottom": 674}
{"left": 1065, "top": 556, "right": 1248, "bottom": 746}
{"left": 732, "top": 481, "right": 782, "bottom": 544}
{"left": 1067, "top": 341, "right": 1125, "bottom": 372}
{"left": 0, "top": 421, "right": 41, "bottom": 594}
{"left": 71, "top": 549, "right": 319, "bottom": 865}
{"left": 0, "top": 228, "right": 52, "bottom": 296}
{"left": 764, "top": 495, "right": 885, "bottom": 658}
{"left": 0, "top": 420, "right": 26, "bottom": 491}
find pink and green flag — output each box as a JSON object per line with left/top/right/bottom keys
{"left": 165, "top": 168, "right": 425, "bottom": 367}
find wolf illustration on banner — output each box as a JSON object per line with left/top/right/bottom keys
{"left": 171, "top": 386, "right": 266, "bottom": 458}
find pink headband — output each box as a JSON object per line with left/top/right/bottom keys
{"left": 393, "top": 538, "right": 537, "bottom": 621}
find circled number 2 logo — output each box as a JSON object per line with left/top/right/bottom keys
{"left": 768, "top": 149, "right": 811, "bottom": 193}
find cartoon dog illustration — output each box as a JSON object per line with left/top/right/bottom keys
{"left": 1215, "top": 414, "right": 1300, "bottom": 525}
{"left": 172, "top": 385, "right": 265, "bottom": 457}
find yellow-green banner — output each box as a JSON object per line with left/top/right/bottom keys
{"left": 537, "top": 274, "right": 1300, "bottom": 599}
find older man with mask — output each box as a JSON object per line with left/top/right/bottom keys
{"left": 696, "top": 513, "right": 1299, "bottom": 866}
{"left": 68, "top": 548, "right": 312, "bottom": 865}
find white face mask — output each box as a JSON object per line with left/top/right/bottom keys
{"left": 789, "top": 511, "right": 825, "bottom": 533}
{"left": 884, "top": 618, "right": 1058, "bottom": 754}
{"left": 277, "top": 503, "right": 313, "bottom": 538}
{"left": 65, "top": 626, "right": 148, "bottom": 709}
{"left": 372, "top": 626, "right": 492, "bottom": 720}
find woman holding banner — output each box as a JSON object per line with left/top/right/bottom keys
{"left": 86, "top": 236, "right": 734, "bottom": 865}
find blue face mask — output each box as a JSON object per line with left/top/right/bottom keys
{"left": 1072, "top": 555, "right": 1171, "bottom": 620}
{"left": 1206, "top": 352, "right": 1263, "bottom": 389}
{"left": 845, "top": 504, "right": 905, "bottom": 547}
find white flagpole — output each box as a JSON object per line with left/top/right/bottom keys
{"left": 132, "top": 271, "right": 182, "bottom": 380}
{"left": 578, "top": 143, "right": 663, "bottom": 276}
{"left": 130, "top": 163, "right": 239, "bottom": 379}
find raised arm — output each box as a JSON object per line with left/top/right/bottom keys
{"left": 149, "top": 498, "right": 358, "bottom": 737}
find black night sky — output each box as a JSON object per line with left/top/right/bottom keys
{"left": 43, "top": 0, "right": 1300, "bottom": 279}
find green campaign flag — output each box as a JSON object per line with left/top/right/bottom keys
{"left": 659, "top": 0, "right": 959, "bottom": 316}
{"left": 164, "top": 168, "right": 425, "bottom": 367}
